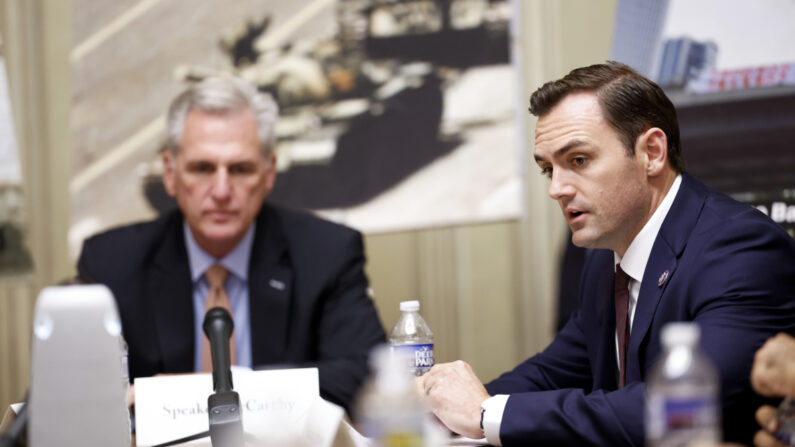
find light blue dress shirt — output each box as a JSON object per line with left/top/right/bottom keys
{"left": 183, "top": 222, "right": 254, "bottom": 371}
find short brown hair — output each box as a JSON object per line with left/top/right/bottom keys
{"left": 529, "top": 61, "right": 685, "bottom": 173}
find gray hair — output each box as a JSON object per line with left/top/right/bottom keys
{"left": 165, "top": 76, "right": 279, "bottom": 156}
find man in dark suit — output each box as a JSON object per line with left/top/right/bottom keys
{"left": 416, "top": 62, "right": 795, "bottom": 445}
{"left": 78, "top": 77, "right": 385, "bottom": 412}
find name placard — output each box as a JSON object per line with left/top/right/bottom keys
{"left": 134, "top": 368, "right": 321, "bottom": 446}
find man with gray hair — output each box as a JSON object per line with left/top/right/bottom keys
{"left": 78, "top": 76, "right": 385, "bottom": 412}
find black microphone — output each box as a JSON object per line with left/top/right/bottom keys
{"left": 202, "top": 307, "right": 243, "bottom": 447}
{"left": 203, "top": 307, "right": 235, "bottom": 392}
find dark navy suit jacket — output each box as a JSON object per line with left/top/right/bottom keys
{"left": 77, "top": 203, "right": 386, "bottom": 412}
{"left": 486, "top": 173, "right": 795, "bottom": 446}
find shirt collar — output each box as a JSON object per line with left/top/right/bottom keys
{"left": 183, "top": 222, "right": 255, "bottom": 282}
{"left": 614, "top": 174, "right": 682, "bottom": 281}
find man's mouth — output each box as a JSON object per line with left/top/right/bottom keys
{"left": 565, "top": 208, "right": 587, "bottom": 224}
{"left": 206, "top": 210, "right": 236, "bottom": 219}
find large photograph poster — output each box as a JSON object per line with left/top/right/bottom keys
{"left": 69, "top": 0, "right": 525, "bottom": 257}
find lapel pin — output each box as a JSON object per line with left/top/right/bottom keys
{"left": 269, "top": 279, "right": 286, "bottom": 290}
{"left": 657, "top": 270, "right": 669, "bottom": 287}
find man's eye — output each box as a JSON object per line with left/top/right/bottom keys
{"left": 539, "top": 167, "right": 553, "bottom": 178}
{"left": 572, "top": 157, "right": 587, "bottom": 167}
{"left": 229, "top": 164, "right": 256, "bottom": 175}
{"left": 189, "top": 162, "right": 215, "bottom": 174}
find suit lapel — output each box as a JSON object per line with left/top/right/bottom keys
{"left": 249, "top": 205, "right": 294, "bottom": 365}
{"left": 148, "top": 213, "right": 195, "bottom": 372}
{"left": 627, "top": 240, "right": 678, "bottom": 383}
{"left": 627, "top": 174, "right": 706, "bottom": 382}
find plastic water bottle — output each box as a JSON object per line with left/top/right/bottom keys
{"left": 356, "top": 346, "right": 427, "bottom": 447}
{"left": 645, "top": 322, "right": 721, "bottom": 447}
{"left": 389, "top": 300, "right": 434, "bottom": 376}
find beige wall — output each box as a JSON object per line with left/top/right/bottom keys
{"left": 0, "top": 0, "right": 616, "bottom": 409}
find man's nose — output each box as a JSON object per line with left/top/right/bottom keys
{"left": 548, "top": 170, "right": 575, "bottom": 201}
{"left": 210, "top": 169, "right": 232, "bottom": 199}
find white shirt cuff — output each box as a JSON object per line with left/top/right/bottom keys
{"left": 481, "top": 394, "right": 509, "bottom": 446}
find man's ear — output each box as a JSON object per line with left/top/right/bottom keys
{"left": 637, "top": 127, "right": 668, "bottom": 177}
{"left": 263, "top": 152, "right": 277, "bottom": 191}
{"left": 162, "top": 151, "right": 177, "bottom": 197}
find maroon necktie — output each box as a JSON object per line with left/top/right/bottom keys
{"left": 615, "top": 266, "right": 631, "bottom": 388}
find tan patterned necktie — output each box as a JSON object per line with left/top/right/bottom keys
{"left": 201, "top": 264, "right": 237, "bottom": 371}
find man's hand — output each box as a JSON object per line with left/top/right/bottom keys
{"left": 752, "top": 405, "right": 788, "bottom": 447}
{"left": 414, "top": 360, "right": 490, "bottom": 439}
{"left": 749, "top": 333, "right": 795, "bottom": 447}
{"left": 751, "top": 333, "right": 795, "bottom": 398}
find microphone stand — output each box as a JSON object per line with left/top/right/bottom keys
{"left": 153, "top": 307, "right": 246, "bottom": 447}
{"left": 204, "top": 307, "right": 244, "bottom": 447}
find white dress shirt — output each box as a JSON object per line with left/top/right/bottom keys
{"left": 481, "top": 175, "right": 682, "bottom": 446}
{"left": 613, "top": 174, "right": 681, "bottom": 370}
